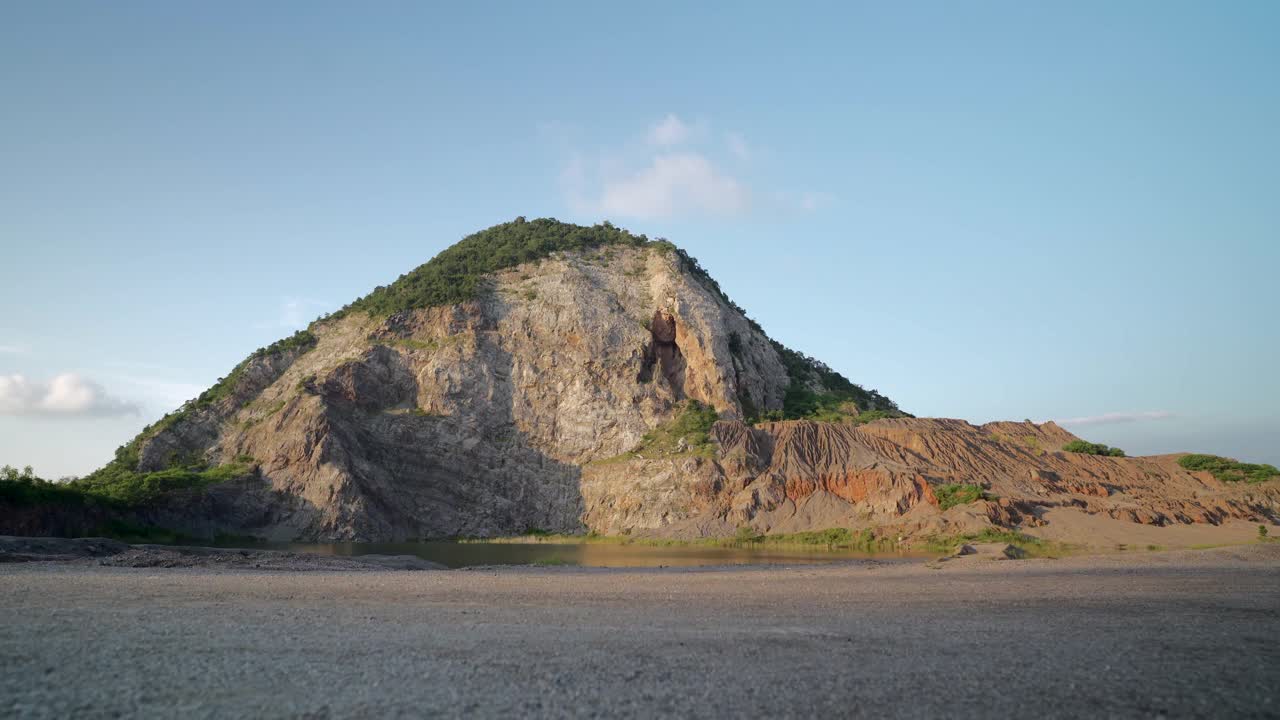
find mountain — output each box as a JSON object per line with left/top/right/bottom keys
{"left": 5, "top": 218, "right": 1278, "bottom": 542}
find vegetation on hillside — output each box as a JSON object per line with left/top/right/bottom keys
{"left": 73, "top": 456, "right": 257, "bottom": 506}
{"left": 84, "top": 329, "right": 315, "bottom": 486}
{"left": 597, "top": 400, "right": 720, "bottom": 463}
{"left": 0, "top": 465, "right": 93, "bottom": 507}
{"left": 933, "top": 483, "right": 990, "bottom": 511}
{"left": 1178, "top": 454, "right": 1279, "bottom": 484}
{"left": 331, "top": 218, "right": 651, "bottom": 318}
{"left": 1062, "top": 440, "right": 1126, "bottom": 457}
{"left": 192, "top": 330, "right": 317, "bottom": 410}
{"left": 1, "top": 454, "right": 257, "bottom": 510}
{"left": 763, "top": 342, "right": 904, "bottom": 423}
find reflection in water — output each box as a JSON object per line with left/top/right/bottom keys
{"left": 214, "top": 540, "right": 926, "bottom": 569}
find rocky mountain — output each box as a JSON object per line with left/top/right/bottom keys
{"left": 6, "top": 218, "right": 1278, "bottom": 542}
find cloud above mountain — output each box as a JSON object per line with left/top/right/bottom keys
{"left": 596, "top": 152, "right": 748, "bottom": 219}
{"left": 0, "top": 373, "right": 140, "bottom": 417}
{"left": 561, "top": 113, "right": 822, "bottom": 220}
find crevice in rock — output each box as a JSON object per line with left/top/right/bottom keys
{"left": 636, "top": 309, "right": 686, "bottom": 398}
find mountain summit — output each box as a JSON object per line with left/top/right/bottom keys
{"left": 15, "top": 219, "right": 1277, "bottom": 542}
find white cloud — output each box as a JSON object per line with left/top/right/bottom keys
{"left": 648, "top": 113, "right": 691, "bottom": 146}
{"left": 1056, "top": 411, "right": 1175, "bottom": 426}
{"left": 0, "top": 343, "right": 29, "bottom": 354}
{"left": 0, "top": 373, "right": 140, "bottom": 417}
{"left": 597, "top": 153, "right": 749, "bottom": 219}
{"left": 559, "top": 114, "right": 831, "bottom": 220}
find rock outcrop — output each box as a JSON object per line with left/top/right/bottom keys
{"left": 42, "top": 219, "right": 1277, "bottom": 543}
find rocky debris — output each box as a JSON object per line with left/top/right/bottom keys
{"left": 0, "top": 536, "right": 129, "bottom": 562}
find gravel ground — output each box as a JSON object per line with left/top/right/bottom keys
{"left": 1, "top": 545, "right": 1278, "bottom": 719}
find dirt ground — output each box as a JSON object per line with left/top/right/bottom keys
{"left": 2, "top": 544, "right": 1278, "bottom": 718}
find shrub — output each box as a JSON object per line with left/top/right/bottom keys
{"left": 933, "top": 483, "right": 988, "bottom": 511}
{"left": 1261, "top": 525, "right": 1270, "bottom": 539}
{"left": 1062, "top": 440, "right": 1126, "bottom": 457}
{"left": 621, "top": 400, "right": 720, "bottom": 460}
{"left": 771, "top": 341, "right": 904, "bottom": 422}
{"left": 1178, "top": 454, "right": 1279, "bottom": 484}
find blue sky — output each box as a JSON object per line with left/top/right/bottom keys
{"left": 2, "top": 1, "right": 1277, "bottom": 476}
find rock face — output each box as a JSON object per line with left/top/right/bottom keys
{"left": 120, "top": 241, "right": 824, "bottom": 540}
{"left": 68, "top": 220, "right": 1279, "bottom": 542}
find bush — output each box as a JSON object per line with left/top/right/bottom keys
{"left": 0, "top": 465, "right": 91, "bottom": 507}
{"left": 1179, "top": 454, "right": 1279, "bottom": 484}
{"left": 65, "top": 456, "right": 257, "bottom": 508}
{"left": 933, "top": 483, "right": 988, "bottom": 511}
{"left": 1062, "top": 440, "right": 1126, "bottom": 457}
{"left": 2, "top": 459, "right": 255, "bottom": 512}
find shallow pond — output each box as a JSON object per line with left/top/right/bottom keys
{"left": 214, "top": 540, "right": 928, "bottom": 569}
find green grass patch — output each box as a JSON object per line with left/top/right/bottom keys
{"left": 1062, "top": 440, "right": 1126, "bottom": 457}
{"left": 743, "top": 527, "right": 897, "bottom": 552}
{"left": 1178, "top": 454, "right": 1279, "bottom": 484}
{"left": 921, "top": 528, "right": 1065, "bottom": 558}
